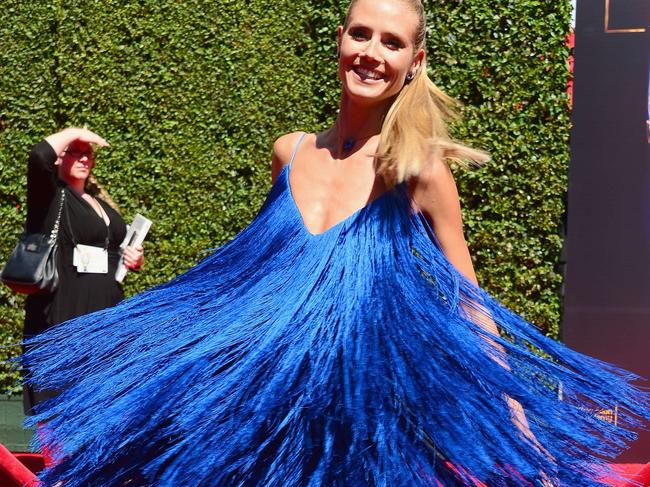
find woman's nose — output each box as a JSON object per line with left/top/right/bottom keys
{"left": 361, "top": 38, "right": 381, "bottom": 61}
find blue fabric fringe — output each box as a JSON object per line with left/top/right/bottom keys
{"left": 21, "top": 166, "right": 650, "bottom": 486}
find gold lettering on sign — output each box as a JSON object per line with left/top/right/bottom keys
{"left": 595, "top": 406, "right": 619, "bottom": 425}
{"left": 604, "top": 0, "right": 646, "bottom": 33}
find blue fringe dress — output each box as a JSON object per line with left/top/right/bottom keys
{"left": 23, "top": 136, "right": 650, "bottom": 486}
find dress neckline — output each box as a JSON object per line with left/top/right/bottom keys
{"left": 283, "top": 165, "right": 394, "bottom": 237}
{"left": 72, "top": 189, "right": 111, "bottom": 227}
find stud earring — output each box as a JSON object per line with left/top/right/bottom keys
{"left": 406, "top": 73, "right": 414, "bottom": 82}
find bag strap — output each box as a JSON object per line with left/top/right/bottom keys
{"left": 48, "top": 189, "right": 66, "bottom": 245}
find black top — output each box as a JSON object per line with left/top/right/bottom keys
{"left": 24, "top": 141, "right": 127, "bottom": 337}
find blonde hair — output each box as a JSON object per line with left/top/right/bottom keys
{"left": 85, "top": 172, "right": 120, "bottom": 212}
{"left": 344, "top": 0, "right": 489, "bottom": 184}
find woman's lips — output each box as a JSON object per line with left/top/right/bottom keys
{"left": 352, "top": 65, "right": 385, "bottom": 81}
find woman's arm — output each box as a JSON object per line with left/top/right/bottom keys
{"left": 410, "top": 159, "right": 508, "bottom": 359}
{"left": 411, "top": 160, "right": 554, "bottom": 479}
{"left": 43, "top": 127, "right": 108, "bottom": 159}
{"left": 410, "top": 160, "right": 478, "bottom": 282}
{"left": 26, "top": 141, "right": 60, "bottom": 233}
{"left": 410, "top": 160, "right": 508, "bottom": 357}
{"left": 26, "top": 128, "right": 109, "bottom": 233}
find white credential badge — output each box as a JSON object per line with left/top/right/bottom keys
{"left": 73, "top": 244, "right": 109, "bottom": 274}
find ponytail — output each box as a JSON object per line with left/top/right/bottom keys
{"left": 376, "top": 60, "right": 490, "bottom": 185}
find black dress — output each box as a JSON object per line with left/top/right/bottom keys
{"left": 23, "top": 140, "right": 127, "bottom": 413}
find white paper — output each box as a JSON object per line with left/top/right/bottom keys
{"left": 115, "top": 214, "right": 152, "bottom": 282}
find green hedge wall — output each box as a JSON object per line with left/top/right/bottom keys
{"left": 0, "top": 0, "right": 572, "bottom": 393}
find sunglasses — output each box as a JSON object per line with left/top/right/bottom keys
{"left": 64, "top": 150, "right": 94, "bottom": 159}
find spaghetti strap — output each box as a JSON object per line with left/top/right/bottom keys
{"left": 288, "top": 132, "right": 307, "bottom": 172}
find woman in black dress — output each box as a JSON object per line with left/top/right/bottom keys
{"left": 23, "top": 127, "right": 144, "bottom": 414}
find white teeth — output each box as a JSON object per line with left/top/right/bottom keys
{"left": 355, "top": 67, "right": 383, "bottom": 80}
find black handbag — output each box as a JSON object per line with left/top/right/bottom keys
{"left": 1, "top": 190, "right": 65, "bottom": 294}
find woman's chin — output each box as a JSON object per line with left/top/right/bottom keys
{"left": 344, "top": 88, "right": 395, "bottom": 108}
{"left": 66, "top": 172, "right": 89, "bottom": 184}
{"left": 342, "top": 78, "right": 398, "bottom": 106}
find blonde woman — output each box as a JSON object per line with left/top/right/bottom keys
{"left": 24, "top": 1, "right": 648, "bottom": 486}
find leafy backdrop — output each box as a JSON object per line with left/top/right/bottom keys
{"left": 0, "top": 0, "right": 572, "bottom": 393}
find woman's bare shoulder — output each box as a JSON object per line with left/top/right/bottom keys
{"left": 271, "top": 131, "right": 308, "bottom": 182}
{"left": 410, "top": 158, "right": 457, "bottom": 203}
{"left": 272, "top": 132, "right": 308, "bottom": 166}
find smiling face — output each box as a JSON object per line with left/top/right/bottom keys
{"left": 338, "top": 0, "right": 424, "bottom": 107}
{"left": 58, "top": 140, "right": 95, "bottom": 185}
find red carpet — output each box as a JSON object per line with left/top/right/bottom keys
{"left": 0, "top": 443, "right": 648, "bottom": 485}
{"left": 0, "top": 444, "right": 38, "bottom": 486}
{"left": 604, "top": 463, "right": 650, "bottom": 486}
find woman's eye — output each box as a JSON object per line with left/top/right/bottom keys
{"left": 350, "top": 30, "right": 367, "bottom": 40}
{"left": 384, "top": 39, "right": 401, "bottom": 49}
